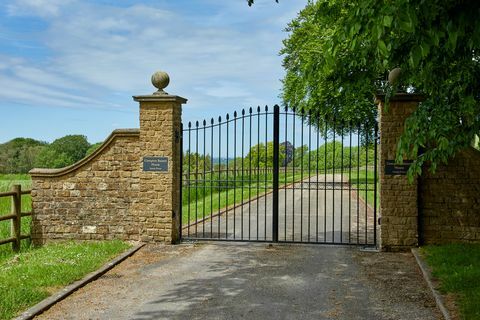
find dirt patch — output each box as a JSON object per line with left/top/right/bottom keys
{"left": 353, "top": 250, "right": 443, "bottom": 320}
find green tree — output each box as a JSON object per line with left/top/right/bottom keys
{"left": 183, "top": 152, "right": 212, "bottom": 173}
{"left": 86, "top": 142, "right": 103, "bottom": 156}
{"left": 281, "top": 0, "right": 480, "bottom": 177}
{"left": 35, "top": 135, "right": 90, "bottom": 168}
{"left": 0, "top": 138, "right": 47, "bottom": 173}
{"left": 244, "top": 141, "right": 286, "bottom": 168}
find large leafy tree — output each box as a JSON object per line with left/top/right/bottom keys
{"left": 0, "top": 138, "right": 47, "bottom": 173}
{"left": 280, "top": 0, "right": 480, "bottom": 176}
{"left": 35, "top": 135, "right": 90, "bottom": 168}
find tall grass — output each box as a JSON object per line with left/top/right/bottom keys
{"left": 0, "top": 174, "right": 32, "bottom": 259}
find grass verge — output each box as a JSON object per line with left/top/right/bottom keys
{"left": 421, "top": 244, "right": 480, "bottom": 319}
{"left": 0, "top": 240, "right": 131, "bottom": 320}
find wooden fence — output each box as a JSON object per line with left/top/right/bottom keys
{"left": 0, "top": 185, "right": 32, "bottom": 252}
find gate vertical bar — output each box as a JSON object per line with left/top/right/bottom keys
{"left": 256, "top": 107, "right": 260, "bottom": 240}
{"left": 226, "top": 114, "right": 229, "bottom": 239}
{"left": 365, "top": 128, "right": 369, "bottom": 243}
{"left": 284, "top": 107, "right": 288, "bottom": 241}
{"left": 179, "top": 123, "right": 183, "bottom": 240}
{"left": 272, "top": 105, "right": 280, "bottom": 242}
{"left": 264, "top": 107, "right": 268, "bottom": 240}
{"left": 218, "top": 116, "right": 222, "bottom": 238}
{"left": 203, "top": 120, "right": 207, "bottom": 237}
{"left": 373, "top": 122, "right": 378, "bottom": 246}
{"left": 195, "top": 122, "right": 199, "bottom": 235}
{"left": 187, "top": 122, "right": 191, "bottom": 237}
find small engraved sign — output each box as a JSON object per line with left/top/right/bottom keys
{"left": 143, "top": 157, "right": 168, "bottom": 172}
{"left": 385, "top": 160, "right": 413, "bottom": 175}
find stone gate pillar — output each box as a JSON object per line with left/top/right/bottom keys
{"left": 376, "top": 93, "right": 423, "bottom": 251}
{"left": 133, "top": 71, "right": 186, "bottom": 243}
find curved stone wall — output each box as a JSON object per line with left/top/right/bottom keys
{"left": 30, "top": 129, "right": 141, "bottom": 244}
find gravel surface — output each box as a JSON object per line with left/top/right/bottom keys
{"left": 34, "top": 243, "right": 442, "bottom": 320}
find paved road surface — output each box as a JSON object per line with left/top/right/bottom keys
{"left": 185, "top": 174, "right": 375, "bottom": 244}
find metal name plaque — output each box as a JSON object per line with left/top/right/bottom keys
{"left": 385, "top": 160, "right": 413, "bottom": 175}
{"left": 143, "top": 157, "right": 168, "bottom": 172}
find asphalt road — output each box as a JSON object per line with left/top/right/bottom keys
{"left": 185, "top": 174, "right": 375, "bottom": 245}
{"left": 34, "top": 243, "right": 440, "bottom": 320}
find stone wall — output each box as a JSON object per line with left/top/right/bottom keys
{"left": 30, "top": 129, "right": 141, "bottom": 244}
{"left": 420, "top": 147, "right": 480, "bottom": 244}
{"left": 132, "top": 96, "right": 184, "bottom": 243}
{"left": 30, "top": 71, "right": 187, "bottom": 245}
{"left": 377, "top": 94, "right": 423, "bottom": 251}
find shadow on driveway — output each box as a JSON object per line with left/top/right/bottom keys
{"left": 36, "top": 243, "right": 441, "bottom": 320}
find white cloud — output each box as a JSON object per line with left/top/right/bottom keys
{"left": 0, "top": 0, "right": 307, "bottom": 116}
{"left": 6, "top": 0, "right": 72, "bottom": 17}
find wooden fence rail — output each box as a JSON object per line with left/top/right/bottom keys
{"left": 0, "top": 184, "right": 32, "bottom": 252}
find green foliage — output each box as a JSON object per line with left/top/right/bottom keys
{"left": 422, "top": 244, "right": 480, "bottom": 319}
{"left": 0, "top": 241, "right": 130, "bottom": 320}
{"left": 299, "top": 142, "right": 375, "bottom": 170}
{"left": 34, "top": 135, "right": 90, "bottom": 169}
{"left": 85, "top": 142, "right": 103, "bottom": 156}
{"left": 1, "top": 135, "right": 96, "bottom": 172}
{"left": 0, "top": 138, "right": 47, "bottom": 174}
{"left": 183, "top": 152, "right": 212, "bottom": 173}
{"left": 243, "top": 141, "right": 286, "bottom": 168}
{"left": 281, "top": 0, "right": 480, "bottom": 178}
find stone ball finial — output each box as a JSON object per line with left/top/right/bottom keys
{"left": 388, "top": 67, "right": 402, "bottom": 86}
{"left": 151, "top": 71, "right": 170, "bottom": 95}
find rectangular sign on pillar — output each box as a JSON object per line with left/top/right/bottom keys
{"left": 384, "top": 160, "right": 413, "bottom": 175}
{"left": 143, "top": 157, "right": 168, "bottom": 172}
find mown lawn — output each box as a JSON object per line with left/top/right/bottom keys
{"left": 421, "top": 244, "right": 480, "bottom": 320}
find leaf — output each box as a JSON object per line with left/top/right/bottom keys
{"left": 383, "top": 15, "right": 393, "bottom": 27}
{"left": 448, "top": 31, "right": 458, "bottom": 50}
{"left": 378, "top": 39, "right": 388, "bottom": 57}
{"left": 438, "top": 137, "right": 449, "bottom": 150}
{"left": 410, "top": 46, "right": 422, "bottom": 67}
{"left": 399, "top": 14, "right": 414, "bottom": 33}
{"left": 420, "top": 43, "right": 430, "bottom": 57}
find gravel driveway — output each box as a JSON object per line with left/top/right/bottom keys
{"left": 35, "top": 243, "right": 441, "bottom": 320}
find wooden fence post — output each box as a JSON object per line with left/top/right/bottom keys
{"left": 11, "top": 184, "right": 21, "bottom": 252}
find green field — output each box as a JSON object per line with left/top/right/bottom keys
{"left": 0, "top": 174, "right": 32, "bottom": 258}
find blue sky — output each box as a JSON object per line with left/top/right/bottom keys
{"left": 0, "top": 0, "right": 308, "bottom": 144}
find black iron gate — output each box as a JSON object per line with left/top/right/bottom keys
{"left": 180, "top": 105, "right": 378, "bottom": 246}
